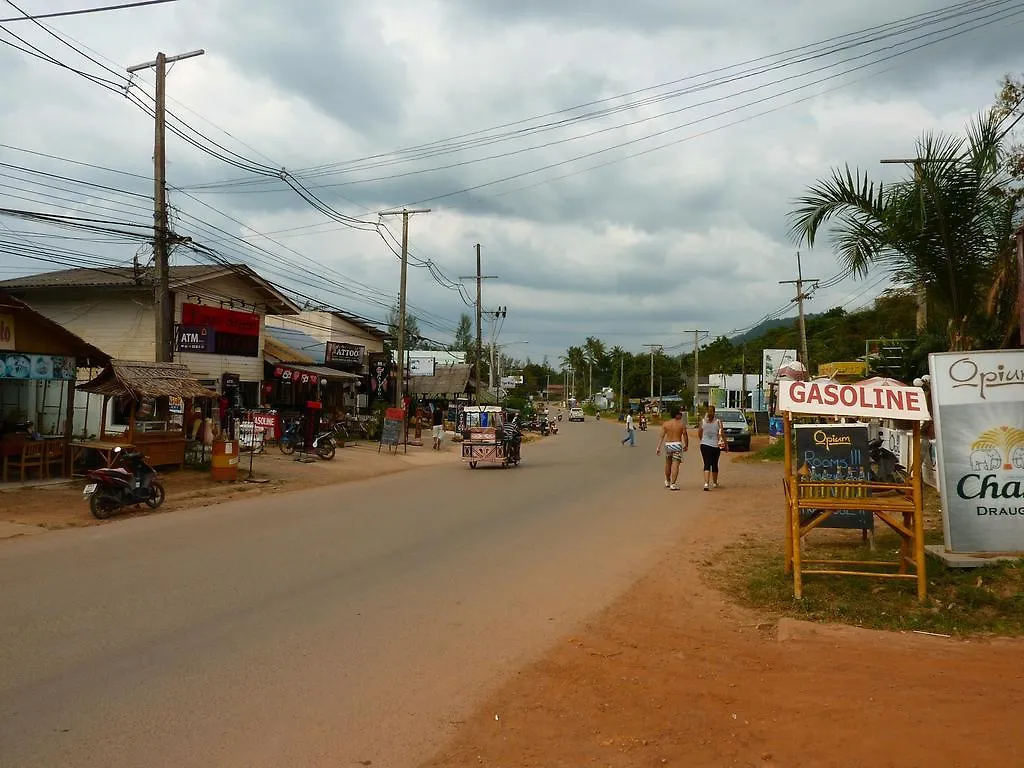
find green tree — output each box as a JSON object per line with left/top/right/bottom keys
{"left": 386, "top": 302, "right": 422, "bottom": 352}
{"left": 789, "top": 109, "right": 1021, "bottom": 350}
{"left": 453, "top": 313, "right": 473, "bottom": 359}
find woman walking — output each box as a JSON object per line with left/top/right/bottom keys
{"left": 698, "top": 405, "right": 725, "bottom": 491}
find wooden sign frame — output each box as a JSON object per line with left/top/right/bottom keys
{"left": 777, "top": 376, "right": 931, "bottom": 602}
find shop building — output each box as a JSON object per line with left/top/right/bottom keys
{"left": 0, "top": 263, "right": 300, "bottom": 435}
{"left": 0, "top": 290, "right": 109, "bottom": 482}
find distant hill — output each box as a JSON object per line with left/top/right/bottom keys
{"left": 732, "top": 315, "right": 811, "bottom": 345}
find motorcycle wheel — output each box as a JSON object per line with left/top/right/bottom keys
{"left": 279, "top": 439, "right": 295, "bottom": 455}
{"left": 146, "top": 482, "right": 166, "bottom": 510}
{"left": 317, "top": 442, "right": 336, "bottom": 460}
{"left": 89, "top": 493, "right": 119, "bottom": 520}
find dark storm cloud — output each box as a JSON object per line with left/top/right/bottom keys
{"left": 205, "top": 0, "right": 409, "bottom": 133}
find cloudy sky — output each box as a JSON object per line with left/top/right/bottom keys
{"left": 1, "top": 0, "right": 1022, "bottom": 363}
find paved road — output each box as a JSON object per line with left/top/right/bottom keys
{"left": 0, "top": 418, "right": 698, "bottom": 767}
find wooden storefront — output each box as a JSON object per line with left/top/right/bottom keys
{"left": 1, "top": 290, "right": 109, "bottom": 482}
{"left": 76, "top": 360, "right": 218, "bottom": 468}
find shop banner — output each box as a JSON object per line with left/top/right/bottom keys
{"left": 778, "top": 379, "right": 929, "bottom": 421}
{"left": 273, "top": 366, "right": 319, "bottom": 386}
{"left": 0, "top": 353, "right": 76, "bottom": 380}
{"left": 0, "top": 314, "right": 14, "bottom": 351}
{"left": 181, "top": 303, "right": 260, "bottom": 336}
{"left": 929, "top": 350, "right": 1024, "bottom": 553}
{"left": 175, "top": 325, "right": 215, "bottom": 353}
{"left": 325, "top": 342, "right": 364, "bottom": 366}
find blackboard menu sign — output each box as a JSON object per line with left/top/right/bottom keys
{"left": 379, "top": 406, "right": 405, "bottom": 450}
{"left": 795, "top": 423, "right": 873, "bottom": 530}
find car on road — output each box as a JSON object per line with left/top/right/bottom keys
{"left": 568, "top": 407, "right": 585, "bottom": 422}
{"left": 717, "top": 409, "right": 751, "bottom": 451}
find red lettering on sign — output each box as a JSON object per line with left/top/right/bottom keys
{"left": 788, "top": 381, "right": 807, "bottom": 403}
{"left": 822, "top": 383, "right": 839, "bottom": 405}
{"left": 839, "top": 386, "right": 858, "bottom": 406}
{"left": 905, "top": 390, "right": 921, "bottom": 411}
{"left": 884, "top": 389, "right": 905, "bottom": 411}
{"left": 806, "top": 384, "right": 823, "bottom": 404}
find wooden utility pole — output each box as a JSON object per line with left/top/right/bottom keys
{"left": 379, "top": 208, "right": 431, "bottom": 414}
{"left": 619, "top": 353, "right": 624, "bottom": 415}
{"left": 779, "top": 252, "right": 817, "bottom": 371}
{"left": 642, "top": 344, "right": 661, "bottom": 403}
{"left": 683, "top": 330, "right": 707, "bottom": 414}
{"left": 487, "top": 306, "right": 507, "bottom": 393}
{"left": 127, "top": 49, "right": 204, "bottom": 362}
{"left": 460, "top": 246, "right": 497, "bottom": 404}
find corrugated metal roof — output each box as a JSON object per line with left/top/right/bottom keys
{"left": 263, "top": 325, "right": 325, "bottom": 363}
{"left": 0, "top": 265, "right": 223, "bottom": 290}
{"left": 0, "top": 263, "right": 301, "bottom": 316}
{"left": 263, "top": 353, "right": 360, "bottom": 380}
{"left": 0, "top": 289, "right": 110, "bottom": 365}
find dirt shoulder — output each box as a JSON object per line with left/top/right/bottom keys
{"left": 421, "top": 445, "right": 1024, "bottom": 768}
{"left": 0, "top": 438, "right": 464, "bottom": 533}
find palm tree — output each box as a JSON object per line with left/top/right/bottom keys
{"left": 560, "top": 345, "right": 587, "bottom": 399}
{"left": 789, "top": 110, "right": 1021, "bottom": 350}
{"left": 583, "top": 336, "right": 607, "bottom": 397}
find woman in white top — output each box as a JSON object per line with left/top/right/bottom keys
{"left": 697, "top": 405, "right": 725, "bottom": 491}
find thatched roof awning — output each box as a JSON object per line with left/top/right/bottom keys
{"left": 407, "top": 364, "right": 477, "bottom": 396}
{"left": 77, "top": 360, "right": 219, "bottom": 399}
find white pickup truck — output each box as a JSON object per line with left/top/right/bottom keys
{"left": 568, "top": 407, "right": 585, "bottom": 422}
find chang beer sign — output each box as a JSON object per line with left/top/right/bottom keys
{"left": 929, "top": 350, "right": 1024, "bottom": 553}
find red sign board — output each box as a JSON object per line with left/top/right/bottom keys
{"left": 181, "top": 303, "right": 260, "bottom": 337}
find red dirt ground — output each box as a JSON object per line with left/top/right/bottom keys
{"left": 421, "top": 449, "right": 1024, "bottom": 768}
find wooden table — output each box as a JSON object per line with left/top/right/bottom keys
{"left": 70, "top": 439, "right": 134, "bottom": 473}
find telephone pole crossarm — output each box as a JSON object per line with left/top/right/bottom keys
{"left": 126, "top": 48, "right": 205, "bottom": 363}
{"left": 682, "top": 330, "right": 708, "bottom": 414}
{"left": 779, "top": 251, "right": 817, "bottom": 370}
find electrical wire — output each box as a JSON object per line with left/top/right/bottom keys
{"left": 0, "top": 0, "right": 179, "bottom": 24}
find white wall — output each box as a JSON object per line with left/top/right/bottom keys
{"left": 21, "top": 292, "right": 155, "bottom": 362}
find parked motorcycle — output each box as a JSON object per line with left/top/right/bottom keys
{"left": 278, "top": 418, "right": 336, "bottom": 460}
{"left": 639, "top": 416, "right": 648, "bottom": 432}
{"left": 868, "top": 436, "right": 905, "bottom": 483}
{"left": 83, "top": 447, "right": 165, "bottom": 520}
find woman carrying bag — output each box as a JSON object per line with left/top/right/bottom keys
{"left": 697, "top": 405, "right": 725, "bottom": 491}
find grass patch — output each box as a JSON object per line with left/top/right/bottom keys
{"left": 705, "top": 530, "right": 1024, "bottom": 637}
{"left": 738, "top": 439, "right": 785, "bottom": 463}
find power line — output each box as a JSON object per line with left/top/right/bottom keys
{"left": 0, "top": 0, "right": 179, "bottom": 23}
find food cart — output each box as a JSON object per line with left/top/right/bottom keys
{"left": 76, "top": 360, "right": 219, "bottom": 468}
{"left": 460, "top": 405, "right": 519, "bottom": 469}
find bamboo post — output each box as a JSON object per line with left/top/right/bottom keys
{"left": 784, "top": 411, "right": 794, "bottom": 574}
{"left": 912, "top": 421, "right": 927, "bottom": 601}
{"left": 786, "top": 413, "right": 804, "bottom": 598}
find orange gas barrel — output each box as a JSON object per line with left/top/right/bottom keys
{"left": 210, "top": 438, "right": 239, "bottom": 482}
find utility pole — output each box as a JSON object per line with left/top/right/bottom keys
{"left": 379, "top": 208, "right": 431, "bottom": 415}
{"left": 642, "top": 344, "right": 660, "bottom": 404}
{"left": 619, "top": 353, "right": 624, "bottom": 415}
{"left": 127, "top": 49, "right": 205, "bottom": 363}
{"left": 487, "top": 306, "right": 507, "bottom": 394}
{"left": 683, "top": 330, "right": 708, "bottom": 415}
{"left": 460, "top": 246, "right": 497, "bottom": 405}
{"left": 740, "top": 344, "right": 747, "bottom": 412}
{"left": 779, "top": 252, "right": 817, "bottom": 371}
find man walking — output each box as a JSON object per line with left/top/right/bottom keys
{"left": 431, "top": 402, "right": 445, "bottom": 450}
{"left": 655, "top": 407, "right": 689, "bottom": 490}
{"left": 621, "top": 412, "right": 635, "bottom": 446}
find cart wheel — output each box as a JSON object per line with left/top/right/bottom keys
{"left": 469, "top": 461, "right": 477, "bottom": 469}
